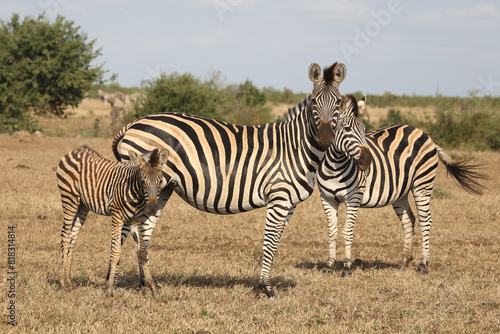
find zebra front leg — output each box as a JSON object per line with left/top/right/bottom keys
{"left": 342, "top": 203, "right": 361, "bottom": 277}
{"left": 108, "top": 213, "right": 125, "bottom": 297}
{"left": 258, "top": 204, "right": 295, "bottom": 297}
{"left": 60, "top": 203, "right": 88, "bottom": 289}
{"left": 106, "top": 222, "right": 130, "bottom": 286}
{"left": 392, "top": 196, "right": 416, "bottom": 270}
{"left": 134, "top": 187, "right": 173, "bottom": 286}
{"left": 136, "top": 220, "right": 159, "bottom": 297}
{"left": 320, "top": 197, "right": 340, "bottom": 272}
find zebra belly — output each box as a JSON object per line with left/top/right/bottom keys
{"left": 171, "top": 182, "right": 267, "bottom": 214}
{"left": 359, "top": 173, "right": 412, "bottom": 208}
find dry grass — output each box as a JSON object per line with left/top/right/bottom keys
{"left": 0, "top": 113, "right": 499, "bottom": 333}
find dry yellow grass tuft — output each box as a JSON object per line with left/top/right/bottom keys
{"left": 0, "top": 115, "right": 499, "bottom": 332}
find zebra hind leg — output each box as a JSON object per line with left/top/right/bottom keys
{"left": 392, "top": 196, "right": 416, "bottom": 270}
{"left": 61, "top": 203, "right": 88, "bottom": 289}
{"left": 341, "top": 203, "right": 361, "bottom": 277}
{"left": 413, "top": 189, "right": 433, "bottom": 275}
{"left": 320, "top": 197, "right": 340, "bottom": 274}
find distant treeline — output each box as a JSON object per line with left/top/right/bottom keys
{"left": 91, "top": 77, "right": 500, "bottom": 151}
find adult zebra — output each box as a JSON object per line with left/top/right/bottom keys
{"left": 112, "top": 62, "right": 346, "bottom": 297}
{"left": 317, "top": 99, "right": 486, "bottom": 276}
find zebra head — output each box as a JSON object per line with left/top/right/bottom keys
{"left": 334, "top": 94, "right": 372, "bottom": 171}
{"left": 129, "top": 148, "right": 170, "bottom": 215}
{"left": 308, "top": 62, "right": 346, "bottom": 149}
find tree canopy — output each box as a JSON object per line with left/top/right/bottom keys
{"left": 0, "top": 13, "right": 105, "bottom": 132}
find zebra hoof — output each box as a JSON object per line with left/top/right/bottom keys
{"left": 321, "top": 268, "right": 333, "bottom": 275}
{"left": 341, "top": 270, "right": 352, "bottom": 278}
{"left": 60, "top": 278, "right": 74, "bottom": 290}
{"left": 416, "top": 265, "right": 428, "bottom": 275}
{"left": 151, "top": 283, "right": 162, "bottom": 297}
{"left": 259, "top": 283, "right": 275, "bottom": 298}
{"left": 353, "top": 258, "right": 364, "bottom": 267}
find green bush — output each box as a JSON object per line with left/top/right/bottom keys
{"left": 263, "top": 86, "right": 308, "bottom": 105}
{"left": 128, "top": 73, "right": 274, "bottom": 126}
{"left": 0, "top": 13, "right": 105, "bottom": 133}
{"left": 428, "top": 99, "right": 500, "bottom": 151}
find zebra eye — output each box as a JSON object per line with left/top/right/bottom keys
{"left": 345, "top": 126, "right": 352, "bottom": 132}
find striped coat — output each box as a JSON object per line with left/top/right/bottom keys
{"left": 57, "top": 145, "right": 169, "bottom": 296}
{"left": 111, "top": 62, "right": 348, "bottom": 297}
{"left": 318, "top": 123, "right": 486, "bottom": 275}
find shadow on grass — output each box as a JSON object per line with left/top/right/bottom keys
{"left": 51, "top": 270, "right": 297, "bottom": 296}
{"left": 295, "top": 258, "right": 401, "bottom": 274}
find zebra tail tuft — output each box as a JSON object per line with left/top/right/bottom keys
{"left": 436, "top": 145, "right": 488, "bottom": 196}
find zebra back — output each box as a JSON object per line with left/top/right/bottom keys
{"left": 57, "top": 145, "right": 169, "bottom": 217}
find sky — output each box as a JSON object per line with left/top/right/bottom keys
{"left": 2, "top": 0, "right": 500, "bottom": 97}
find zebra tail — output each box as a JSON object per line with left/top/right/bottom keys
{"left": 112, "top": 122, "right": 137, "bottom": 161}
{"left": 435, "top": 145, "right": 488, "bottom": 196}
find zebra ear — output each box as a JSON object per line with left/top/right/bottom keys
{"left": 358, "top": 96, "right": 366, "bottom": 115}
{"left": 308, "top": 63, "right": 322, "bottom": 83}
{"left": 158, "top": 149, "right": 169, "bottom": 166}
{"left": 333, "top": 63, "right": 347, "bottom": 84}
{"left": 129, "top": 151, "right": 140, "bottom": 165}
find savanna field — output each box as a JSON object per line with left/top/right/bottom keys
{"left": 1, "top": 99, "right": 499, "bottom": 333}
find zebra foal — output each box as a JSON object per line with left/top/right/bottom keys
{"left": 317, "top": 100, "right": 486, "bottom": 276}
{"left": 56, "top": 145, "right": 169, "bottom": 297}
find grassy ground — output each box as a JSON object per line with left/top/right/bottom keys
{"left": 0, "top": 104, "right": 499, "bottom": 333}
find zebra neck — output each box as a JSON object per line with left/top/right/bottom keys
{"left": 326, "top": 146, "right": 353, "bottom": 167}
{"left": 285, "top": 105, "right": 324, "bottom": 157}
{"left": 117, "top": 164, "right": 145, "bottom": 200}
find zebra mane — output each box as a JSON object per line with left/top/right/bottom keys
{"left": 143, "top": 148, "right": 160, "bottom": 166}
{"left": 323, "top": 62, "right": 338, "bottom": 85}
{"left": 341, "top": 94, "right": 360, "bottom": 117}
{"left": 283, "top": 95, "right": 311, "bottom": 122}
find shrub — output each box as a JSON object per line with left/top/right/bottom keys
{"left": 0, "top": 13, "right": 105, "bottom": 133}
{"left": 128, "top": 73, "right": 274, "bottom": 126}
{"left": 428, "top": 100, "right": 500, "bottom": 151}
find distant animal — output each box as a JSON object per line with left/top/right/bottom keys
{"left": 98, "top": 89, "right": 115, "bottom": 106}
{"left": 56, "top": 145, "right": 169, "bottom": 297}
{"left": 111, "top": 62, "right": 347, "bottom": 297}
{"left": 317, "top": 99, "right": 486, "bottom": 276}
{"left": 98, "top": 89, "right": 133, "bottom": 106}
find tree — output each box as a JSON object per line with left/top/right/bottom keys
{"left": 0, "top": 13, "right": 105, "bottom": 132}
{"left": 128, "top": 72, "right": 275, "bottom": 127}
{"left": 132, "top": 72, "right": 229, "bottom": 120}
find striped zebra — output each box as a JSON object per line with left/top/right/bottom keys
{"left": 111, "top": 62, "right": 347, "bottom": 297}
{"left": 56, "top": 145, "right": 169, "bottom": 297}
{"left": 317, "top": 100, "right": 486, "bottom": 276}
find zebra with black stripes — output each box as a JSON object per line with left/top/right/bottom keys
{"left": 57, "top": 145, "right": 169, "bottom": 297}
{"left": 111, "top": 62, "right": 347, "bottom": 297}
{"left": 317, "top": 99, "right": 486, "bottom": 276}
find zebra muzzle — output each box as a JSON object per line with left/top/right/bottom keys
{"left": 317, "top": 120, "right": 335, "bottom": 148}
{"left": 146, "top": 198, "right": 159, "bottom": 215}
{"left": 357, "top": 146, "right": 372, "bottom": 171}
